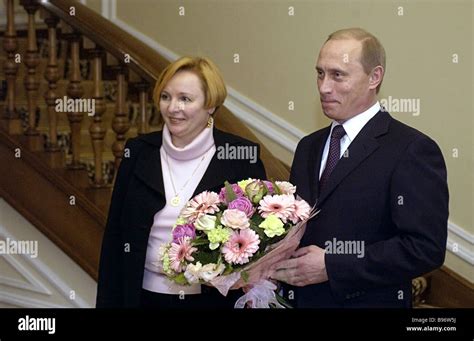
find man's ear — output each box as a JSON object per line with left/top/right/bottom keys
{"left": 369, "top": 65, "right": 384, "bottom": 90}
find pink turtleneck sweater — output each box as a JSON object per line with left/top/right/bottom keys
{"left": 142, "top": 124, "right": 216, "bottom": 294}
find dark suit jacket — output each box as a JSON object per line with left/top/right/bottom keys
{"left": 96, "top": 128, "right": 266, "bottom": 308}
{"left": 289, "top": 111, "right": 448, "bottom": 308}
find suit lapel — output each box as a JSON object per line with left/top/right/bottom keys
{"left": 317, "top": 111, "right": 391, "bottom": 206}
{"left": 133, "top": 132, "right": 166, "bottom": 197}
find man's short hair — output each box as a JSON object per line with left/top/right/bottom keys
{"left": 153, "top": 56, "right": 227, "bottom": 111}
{"left": 327, "top": 28, "right": 386, "bottom": 93}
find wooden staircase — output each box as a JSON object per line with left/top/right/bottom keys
{"left": 0, "top": 0, "right": 290, "bottom": 281}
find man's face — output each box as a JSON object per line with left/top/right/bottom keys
{"left": 316, "top": 38, "right": 375, "bottom": 122}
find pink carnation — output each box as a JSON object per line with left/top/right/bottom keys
{"left": 180, "top": 191, "right": 220, "bottom": 222}
{"left": 258, "top": 194, "right": 296, "bottom": 223}
{"left": 222, "top": 229, "right": 260, "bottom": 265}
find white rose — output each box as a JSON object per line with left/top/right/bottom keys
{"left": 199, "top": 263, "right": 226, "bottom": 282}
{"left": 275, "top": 181, "right": 296, "bottom": 195}
{"left": 194, "top": 214, "right": 217, "bottom": 231}
{"left": 221, "top": 209, "right": 250, "bottom": 229}
{"left": 184, "top": 262, "right": 202, "bottom": 284}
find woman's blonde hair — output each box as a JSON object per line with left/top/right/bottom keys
{"left": 153, "top": 56, "right": 227, "bottom": 111}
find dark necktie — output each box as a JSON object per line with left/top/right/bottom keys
{"left": 319, "top": 125, "right": 346, "bottom": 193}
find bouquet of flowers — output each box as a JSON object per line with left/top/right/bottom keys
{"left": 159, "top": 179, "right": 317, "bottom": 308}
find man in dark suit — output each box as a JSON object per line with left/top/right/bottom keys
{"left": 272, "top": 28, "right": 448, "bottom": 308}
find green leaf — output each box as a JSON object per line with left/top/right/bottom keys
{"left": 261, "top": 181, "right": 269, "bottom": 197}
{"left": 249, "top": 221, "right": 268, "bottom": 242}
{"left": 241, "top": 271, "right": 249, "bottom": 283}
{"left": 192, "top": 237, "right": 210, "bottom": 246}
{"left": 224, "top": 181, "right": 237, "bottom": 202}
{"left": 272, "top": 179, "right": 282, "bottom": 195}
{"left": 223, "top": 264, "right": 234, "bottom": 275}
{"left": 193, "top": 248, "right": 220, "bottom": 264}
{"left": 215, "top": 211, "right": 223, "bottom": 225}
{"left": 172, "top": 273, "right": 189, "bottom": 285}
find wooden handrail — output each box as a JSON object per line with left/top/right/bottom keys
{"left": 40, "top": 0, "right": 168, "bottom": 84}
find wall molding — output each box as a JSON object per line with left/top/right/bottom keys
{"left": 447, "top": 222, "right": 474, "bottom": 265}
{"left": 0, "top": 252, "right": 52, "bottom": 296}
{"left": 0, "top": 292, "right": 66, "bottom": 308}
{"left": 104, "top": 0, "right": 473, "bottom": 267}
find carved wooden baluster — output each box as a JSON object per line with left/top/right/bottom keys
{"left": 44, "top": 15, "right": 60, "bottom": 153}
{"left": 21, "top": 0, "right": 41, "bottom": 150}
{"left": 88, "top": 48, "right": 106, "bottom": 187}
{"left": 2, "top": 0, "right": 21, "bottom": 134}
{"left": 136, "top": 81, "right": 149, "bottom": 135}
{"left": 65, "top": 32, "right": 84, "bottom": 169}
{"left": 111, "top": 65, "right": 130, "bottom": 173}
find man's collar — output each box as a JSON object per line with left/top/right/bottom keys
{"left": 331, "top": 101, "right": 381, "bottom": 142}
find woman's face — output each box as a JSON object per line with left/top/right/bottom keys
{"left": 159, "top": 70, "right": 214, "bottom": 147}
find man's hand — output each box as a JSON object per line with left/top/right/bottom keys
{"left": 270, "top": 245, "right": 328, "bottom": 286}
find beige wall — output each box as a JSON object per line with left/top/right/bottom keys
{"left": 86, "top": 0, "right": 473, "bottom": 281}
{"left": 84, "top": 0, "right": 102, "bottom": 14}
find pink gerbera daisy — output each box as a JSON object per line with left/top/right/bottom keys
{"left": 180, "top": 191, "right": 220, "bottom": 222}
{"left": 168, "top": 238, "right": 197, "bottom": 272}
{"left": 258, "top": 194, "right": 296, "bottom": 223}
{"left": 290, "top": 199, "right": 311, "bottom": 224}
{"left": 222, "top": 229, "right": 260, "bottom": 265}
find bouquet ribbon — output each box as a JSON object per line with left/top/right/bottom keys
{"left": 234, "top": 280, "right": 285, "bottom": 308}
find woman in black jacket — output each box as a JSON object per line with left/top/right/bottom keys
{"left": 96, "top": 56, "right": 266, "bottom": 308}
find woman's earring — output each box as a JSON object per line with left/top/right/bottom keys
{"left": 207, "top": 115, "right": 214, "bottom": 128}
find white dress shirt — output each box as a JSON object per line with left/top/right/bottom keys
{"left": 319, "top": 102, "right": 381, "bottom": 179}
